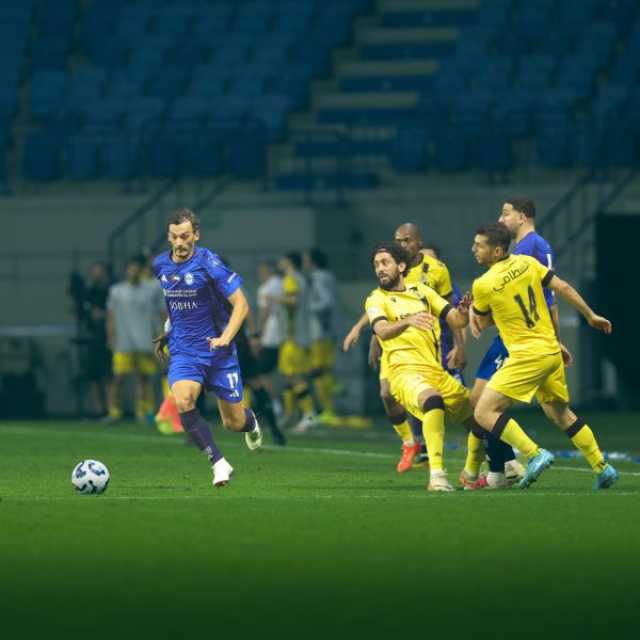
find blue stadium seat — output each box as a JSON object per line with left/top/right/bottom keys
{"left": 23, "top": 131, "right": 62, "bottom": 180}
{"left": 63, "top": 136, "right": 99, "bottom": 179}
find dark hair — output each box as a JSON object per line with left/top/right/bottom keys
{"left": 309, "top": 248, "right": 328, "bottom": 269}
{"left": 370, "top": 242, "right": 409, "bottom": 271}
{"left": 167, "top": 208, "right": 200, "bottom": 232}
{"left": 285, "top": 251, "right": 302, "bottom": 270}
{"left": 505, "top": 196, "right": 536, "bottom": 219}
{"left": 423, "top": 243, "right": 441, "bottom": 259}
{"left": 476, "top": 223, "right": 511, "bottom": 253}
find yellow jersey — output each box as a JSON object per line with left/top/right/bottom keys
{"left": 365, "top": 282, "right": 452, "bottom": 373}
{"left": 404, "top": 253, "right": 453, "bottom": 299}
{"left": 472, "top": 254, "right": 559, "bottom": 358}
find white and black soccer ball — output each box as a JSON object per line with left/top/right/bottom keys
{"left": 71, "top": 460, "right": 110, "bottom": 495}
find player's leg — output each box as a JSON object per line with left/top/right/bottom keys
{"left": 470, "top": 340, "right": 520, "bottom": 481}
{"left": 474, "top": 384, "right": 553, "bottom": 489}
{"left": 210, "top": 366, "right": 263, "bottom": 450}
{"left": 416, "top": 388, "right": 451, "bottom": 491}
{"left": 172, "top": 378, "right": 232, "bottom": 486}
{"left": 248, "top": 376, "right": 286, "bottom": 446}
{"left": 544, "top": 405, "right": 617, "bottom": 489}
{"left": 381, "top": 379, "right": 420, "bottom": 473}
{"left": 107, "top": 351, "right": 135, "bottom": 421}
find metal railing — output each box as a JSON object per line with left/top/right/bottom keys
{"left": 538, "top": 167, "right": 638, "bottom": 279}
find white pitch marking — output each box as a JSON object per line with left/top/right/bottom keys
{"left": 1, "top": 425, "right": 640, "bottom": 476}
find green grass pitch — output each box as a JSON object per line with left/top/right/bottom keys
{"left": 1, "top": 413, "right": 638, "bottom": 639}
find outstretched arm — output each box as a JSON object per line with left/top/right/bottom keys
{"left": 548, "top": 276, "right": 612, "bottom": 334}
{"left": 342, "top": 312, "right": 370, "bottom": 351}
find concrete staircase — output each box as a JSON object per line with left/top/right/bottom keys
{"left": 270, "top": 0, "right": 479, "bottom": 187}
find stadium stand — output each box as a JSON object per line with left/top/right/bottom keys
{"left": 0, "top": 0, "right": 638, "bottom": 186}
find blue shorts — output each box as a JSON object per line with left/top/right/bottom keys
{"left": 475, "top": 335, "right": 509, "bottom": 381}
{"left": 168, "top": 355, "right": 244, "bottom": 403}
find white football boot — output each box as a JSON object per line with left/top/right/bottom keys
{"left": 427, "top": 470, "right": 454, "bottom": 492}
{"left": 486, "top": 471, "right": 509, "bottom": 489}
{"left": 212, "top": 458, "right": 234, "bottom": 487}
{"left": 504, "top": 459, "right": 526, "bottom": 485}
{"left": 244, "top": 417, "right": 263, "bottom": 451}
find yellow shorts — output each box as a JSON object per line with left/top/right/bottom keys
{"left": 278, "top": 339, "right": 309, "bottom": 377}
{"left": 112, "top": 352, "right": 158, "bottom": 376}
{"left": 488, "top": 351, "right": 570, "bottom": 404}
{"left": 310, "top": 339, "right": 336, "bottom": 371}
{"left": 390, "top": 366, "right": 472, "bottom": 425}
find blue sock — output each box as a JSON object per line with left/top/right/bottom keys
{"left": 180, "top": 409, "right": 223, "bottom": 464}
{"left": 485, "top": 437, "right": 515, "bottom": 472}
{"left": 408, "top": 414, "right": 424, "bottom": 444}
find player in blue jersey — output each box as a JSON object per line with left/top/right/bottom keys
{"left": 466, "top": 196, "right": 572, "bottom": 489}
{"left": 153, "top": 209, "right": 262, "bottom": 488}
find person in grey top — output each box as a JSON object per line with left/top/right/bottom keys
{"left": 106, "top": 255, "right": 165, "bottom": 422}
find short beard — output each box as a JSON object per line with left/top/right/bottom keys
{"left": 380, "top": 273, "right": 401, "bottom": 290}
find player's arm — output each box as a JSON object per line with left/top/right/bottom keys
{"left": 208, "top": 288, "right": 250, "bottom": 349}
{"left": 469, "top": 280, "right": 494, "bottom": 335}
{"left": 548, "top": 302, "right": 574, "bottom": 366}
{"left": 372, "top": 313, "right": 434, "bottom": 340}
{"left": 547, "top": 275, "right": 612, "bottom": 334}
{"left": 153, "top": 317, "right": 171, "bottom": 362}
{"left": 444, "top": 295, "right": 470, "bottom": 330}
{"left": 342, "top": 312, "right": 369, "bottom": 351}
{"left": 444, "top": 291, "right": 467, "bottom": 369}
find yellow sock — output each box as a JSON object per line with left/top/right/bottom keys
{"left": 570, "top": 424, "right": 606, "bottom": 473}
{"left": 108, "top": 405, "right": 122, "bottom": 420}
{"left": 298, "top": 394, "right": 315, "bottom": 415}
{"left": 422, "top": 408, "right": 445, "bottom": 472}
{"left": 464, "top": 432, "right": 485, "bottom": 477}
{"left": 500, "top": 419, "right": 539, "bottom": 459}
{"left": 393, "top": 420, "right": 413, "bottom": 444}
{"left": 315, "top": 373, "right": 335, "bottom": 414}
{"left": 283, "top": 388, "right": 295, "bottom": 416}
{"left": 243, "top": 387, "right": 253, "bottom": 409}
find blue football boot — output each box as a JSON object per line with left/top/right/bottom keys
{"left": 519, "top": 449, "right": 555, "bottom": 489}
{"left": 594, "top": 463, "right": 619, "bottom": 490}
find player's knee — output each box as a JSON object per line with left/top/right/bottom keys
{"left": 174, "top": 393, "right": 197, "bottom": 414}
{"left": 382, "top": 395, "right": 403, "bottom": 418}
{"left": 473, "top": 405, "right": 491, "bottom": 429}
{"left": 420, "top": 393, "right": 444, "bottom": 414}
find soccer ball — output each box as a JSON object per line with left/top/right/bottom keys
{"left": 71, "top": 460, "right": 110, "bottom": 495}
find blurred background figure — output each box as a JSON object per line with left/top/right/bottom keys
{"left": 277, "top": 251, "right": 314, "bottom": 431}
{"left": 255, "top": 260, "right": 285, "bottom": 413}
{"left": 304, "top": 248, "right": 339, "bottom": 425}
{"left": 106, "top": 255, "right": 165, "bottom": 424}
{"left": 67, "top": 261, "right": 113, "bottom": 418}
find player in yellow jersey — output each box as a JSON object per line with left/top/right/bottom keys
{"left": 277, "top": 251, "right": 315, "bottom": 430}
{"left": 345, "top": 223, "right": 468, "bottom": 473}
{"left": 365, "top": 242, "right": 486, "bottom": 491}
{"left": 469, "top": 223, "right": 618, "bottom": 490}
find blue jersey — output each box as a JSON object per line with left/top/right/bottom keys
{"left": 512, "top": 231, "right": 554, "bottom": 308}
{"left": 153, "top": 246, "right": 242, "bottom": 363}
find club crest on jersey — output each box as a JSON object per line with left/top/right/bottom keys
{"left": 185, "top": 272, "right": 194, "bottom": 285}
